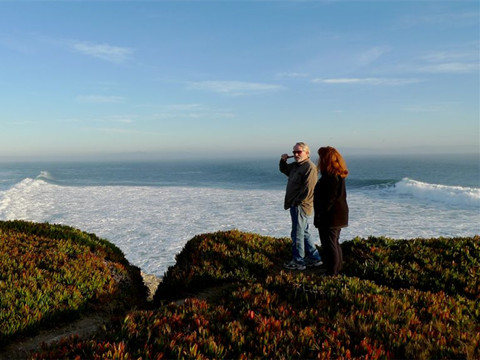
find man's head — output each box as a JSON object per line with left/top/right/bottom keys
{"left": 293, "top": 142, "right": 310, "bottom": 162}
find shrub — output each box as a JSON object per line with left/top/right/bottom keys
{"left": 34, "top": 273, "right": 479, "bottom": 359}
{"left": 342, "top": 235, "right": 480, "bottom": 300}
{"left": 7, "top": 227, "right": 479, "bottom": 359}
{"left": 154, "top": 230, "right": 290, "bottom": 302}
{"left": 0, "top": 220, "right": 147, "bottom": 346}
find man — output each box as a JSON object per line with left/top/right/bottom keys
{"left": 280, "top": 142, "right": 323, "bottom": 270}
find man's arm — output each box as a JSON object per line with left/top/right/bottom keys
{"left": 279, "top": 155, "right": 290, "bottom": 176}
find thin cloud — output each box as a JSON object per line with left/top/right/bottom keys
{"left": 403, "top": 102, "right": 459, "bottom": 113}
{"left": 59, "top": 115, "right": 134, "bottom": 125}
{"left": 401, "top": 11, "right": 478, "bottom": 27}
{"left": 104, "top": 115, "right": 134, "bottom": 124}
{"left": 391, "top": 47, "right": 479, "bottom": 75}
{"left": 188, "top": 81, "right": 286, "bottom": 96}
{"left": 418, "top": 62, "right": 478, "bottom": 74}
{"left": 416, "top": 49, "right": 479, "bottom": 74}
{"left": 312, "top": 77, "right": 421, "bottom": 85}
{"left": 94, "top": 127, "right": 145, "bottom": 135}
{"left": 71, "top": 41, "right": 132, "bottom": 63}
{"left": 151, "top": 103, "right": 235, "bottom": 120}
{"left": 357, "top": 46, "right": 391, "bottom": 66}
{"left": 76, "top": 95, "right": 125, "bottom": 104}
{"left": 420, "top": 50, "right": 474, "bottom": 62}
{"left": 276, "top": 72, "right": 310, "bottom": 79}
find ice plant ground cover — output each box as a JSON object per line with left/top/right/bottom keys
{"left": 0, "top": 220, "right": 147, "bottom": 347}
{"left": 1, "top": 222, "right": 478, "bottom": 359}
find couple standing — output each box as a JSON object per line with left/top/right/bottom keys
{"left": 280, "top": 142, "right": 348, "bottom": 275}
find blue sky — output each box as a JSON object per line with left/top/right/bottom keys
{"left": 1, "top": 0, "right": 478, "bottom": 160}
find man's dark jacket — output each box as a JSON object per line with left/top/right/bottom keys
{"left": 279, "top": 158, "right": 317, "bottom": 216}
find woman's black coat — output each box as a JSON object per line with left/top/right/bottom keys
{"left": 313, "top": 173, "right": 348, "bottom": 228}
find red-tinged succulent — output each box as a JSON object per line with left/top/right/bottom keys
{"left": 4, "top": 224, "right": 478, "bottom": 359}
{"left": 0, "top": 220, "right": 147, "bottom": 346}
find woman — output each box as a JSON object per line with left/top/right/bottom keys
{"left": 313, "top": 146, "right": 349, "bottom": 275}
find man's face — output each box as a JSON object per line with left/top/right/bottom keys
{"left": 293, "top": 145, "right": 308, "bottom": 162}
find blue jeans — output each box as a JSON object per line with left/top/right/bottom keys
{"left": 289, "top": 206, "right": 321, "bottom": 265}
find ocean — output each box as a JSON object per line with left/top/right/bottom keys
{"left": 0, "top": 154, "right": 478, "bottom": 277}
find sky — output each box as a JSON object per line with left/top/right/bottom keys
{"left": 0, "top": 0, "right": 479, "bottom": 161}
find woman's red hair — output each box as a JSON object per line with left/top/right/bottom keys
{"left": 317, "top": 146, "right": 349, "bottom": 178}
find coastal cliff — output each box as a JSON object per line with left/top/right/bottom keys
{"left": 1, "top": 221, "right": 479, "bottom": 359}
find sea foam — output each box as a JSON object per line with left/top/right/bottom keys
{"left": 0, "top": 176, "right": 478, "bottom": 277}
{"left": 393, "top": 178, "right": 480, "bottom": 207}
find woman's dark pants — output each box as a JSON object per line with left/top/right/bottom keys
{"left": 318, "top": 227, "right": 343, "bottom": 275}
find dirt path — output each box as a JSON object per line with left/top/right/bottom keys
{"left": 0, "top": 313, "right": 110, "bottom": 359}
{"left": 0, "top": 272, "right": 162, "bottom": 360}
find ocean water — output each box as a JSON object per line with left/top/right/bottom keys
{"left": 0, "top": 154, "right": 478, "bottom": 277}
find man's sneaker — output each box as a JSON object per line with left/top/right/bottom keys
{"left": 283, "top": 260, "right": 306, "bottom": 271}
{"left": 306, "top": 259, "right": 323, "bottom": 268}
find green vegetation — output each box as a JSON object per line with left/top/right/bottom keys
{"left": 1, "top": 223, "right": 478, "bottom": 359}
{"left": 0, "top": 220, "right": 147, "bottom": 347}
{"left": 342, "top": 236, "right": 479, "bottom": 300}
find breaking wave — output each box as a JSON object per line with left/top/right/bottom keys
{"left": 392, "top": 178, "right": 479, "bottom": 207}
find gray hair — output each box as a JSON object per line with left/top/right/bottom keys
{"left": 295, "top": 142, "right": 310, "bottom": 156}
